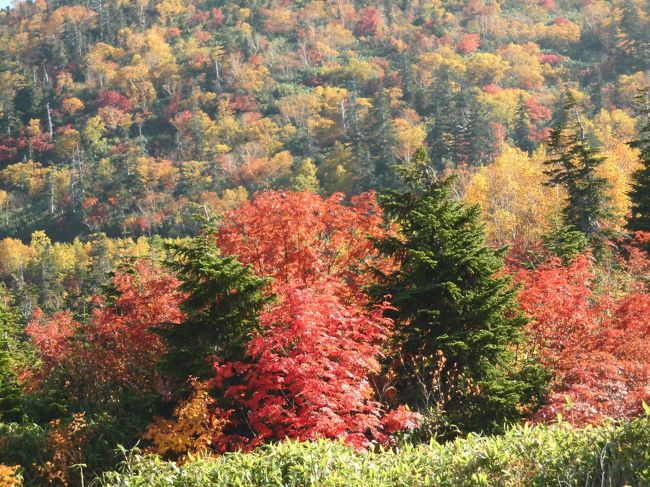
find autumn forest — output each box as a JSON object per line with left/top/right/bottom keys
{"left": 0, "top": 0, "right": 650, "bottom": 485}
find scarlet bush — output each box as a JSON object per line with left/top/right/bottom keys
{"left": 216, "top": 190, "right": 392, "bottom": 302}
{"left": 212, "top": 281, "right": 417, "bottom": 451}
{"left": 517, "top": 255, "right": 650, "bottom": 425}
{"left": 26, "top": 261, "right": 184, "bottom": 396}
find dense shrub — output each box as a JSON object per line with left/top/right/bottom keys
{"left": 96, "top": 415, "right": 650, "bottom": 486}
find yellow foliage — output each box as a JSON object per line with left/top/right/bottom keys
{"left": 394, "top": 118, "right": 426, "bottom": 161}
{"left": 0, "top": 465, "right": 20, "bottom": 487}
{"left": 599, "top": 141, "right": 642, "bottom": 228}
{"left": 477, "top": 89, "right": 523, "bottom": 126}
{"left": 0, "top": 238, "right": 34, "bottom": 276}
{"left": 0, "top": 161, "right": 49, "bottom": 195}
{"left": 465, "top": 145, "right": 564, "bottom": 251}
{"left": 143, "top": 380, "right": 224, "bottom": 462}
{"left": 61, "top": 97, "right": 85, "bottom": 115}
{"left": 465, "top": 52, "right": 507, "bottom": 85}
{"left": 38, "top": 413, "right": 90, "bottom": 486}
{"left": 156, "top": 0, "right": 187, "bottom": 25}
{"left": 55, "top": 129, "right": 81, "bottom": 160}
{"left": 592, "top": 109, "right": 638, "bottom": 150}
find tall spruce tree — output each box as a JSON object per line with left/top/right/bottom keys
{"left": 513, "top": 95, "right": 535, "bottom": 154}
{"left": 544, "top": 92, "right": 611, "bottom": 237}
{"left": 0, "top": 287, "right": 25, "bottom": 422}
{"left": 366, "top": 88, "right": 399, "bottom": 188}
{"left": 156, "top": 219, "right": 272, "bottom": 381}
{"left": 426, "top": 69, "right": 458, "bottom": 169}
{"left": 372, "top": 147, "right": 541, "bottom": 433}
{"left": 628, "top": 89, "right": 650, "bottom": 245}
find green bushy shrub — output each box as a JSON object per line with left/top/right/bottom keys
{"left": 96, "top": 415, "right": 650, "bottom": 487}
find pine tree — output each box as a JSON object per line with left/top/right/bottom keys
{"left": 513, "top": 95, "right": 534, "bottom": 154}
{"left": 366, "top": 88, "right": 399, "bottom": 188}
{"left": 544, "top": 92, "right": 611, "bottom": 237}
{"left": 628, "top": 89, "right": 650, "bottom": 245}
{"left": 156, "top": 219, "right": 272, "bottom": 381}
{"left": 0, "top": 287, "right": 25, "bottom": 422}
{"left": 371, "top": 147, "right": 539, "bottom": 432}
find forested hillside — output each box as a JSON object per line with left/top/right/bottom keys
{"left": 0, "top": 0, "right": 648, "bottom": 241}
{"left": 1, "top": 0, "right": 650, "bottom": 485}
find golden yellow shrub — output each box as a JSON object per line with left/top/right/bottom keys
{"left": 143, "top": 379, "right": 224, "bottom": 462}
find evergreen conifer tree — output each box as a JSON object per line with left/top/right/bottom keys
{"left": 628, "top": 90, "right": 650, "bottom": 246}
{"left": 427, "top": 70, "right": 457, "bottom": 169}
{"left": 513, "top": 95, "right": 534, "bottom": 154}
{"left": 544, "top": 92, "right": 611, "bottom": 237}
{"left": 0, "top": 287, "right": 25, "bottom": 422}
{"left": 366, "top": 88, "right": 399, "bottom": 188}
{"left": 372, "top": 147, "right": 541, "bottom": 432}
{"left": 156, "top": 218, "right": 272, "bottom": 381}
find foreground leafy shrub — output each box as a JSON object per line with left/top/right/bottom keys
{"left": 96, "top": 415, "right": 650, "bottom": 487}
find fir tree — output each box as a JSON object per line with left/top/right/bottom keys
{"left": 513, "top": 95, "right": 534, "bottom": 154}
{"left": 372, "top": 147, "right": 540, "bottom": 432}
{"left": 0, "top": 287, "right": 25, "bottom": 422}
{"left": 544, "top": 92, "right": 611, "bottom": 237}
{"left": 426, "top": 70, "right": 457, "bottom": 169}
{"left": 366, "top": 88, "right": 399, "bottom": 188}
{"left": 542, "top": 224, "right": 590, "bottom": 265}
{"left": 628, "top": 89, "right": 650, "bottom": 245}
{"left": 156, "top": 218, "right": 272, "bottom": 381}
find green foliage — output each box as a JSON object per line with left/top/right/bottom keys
{"left": 96, "top": 416, "right": 650, "bottom": 487}
{"left": 545, "top": 92, "right": 611, "bottom": 238}
{"left": 0, "top": 422, "right": 47, "bottom": 485}
{"left": 0, "top": 287, "right": 28, "bottom": 423}
{"left": 156, "top": 220, "right": 272, "bottom": 381}
{"left": 372, "top": 148, "right": 537, "bottom": 432}
{"left": 542, "top": 224, "right": 590, "bottom": 264}
{"left": 628, "top": 89, "right": 650, "bottom": 244}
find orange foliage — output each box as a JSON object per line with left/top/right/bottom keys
{"left": 517, "top": 255, "right": 650, "bottom": 426}
{"left": 37, "top": 413, "right": 90, "bottom": 487}
{"left": 0, "top": 466, "right": 20, "bottom": 487}
{"left": 458, "top": 34, "right": 481, "bottom": 54}
{"left": 143, "top": 379, "right": 224, "bottom": 462}
{"left": 216, "top": 190, "right": 392, "bottom": 301}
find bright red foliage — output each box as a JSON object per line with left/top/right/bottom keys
{"left": 84, "top": 261, "right": 185, "bottom": 388}
{"left": 26, "top": 261, "right": 184, "bottom": 394}
{"left": 209, "top": 191, "right": 417, "bottom": 450}
{"left": 212, "top": 281, "right": 416, "bottom": 451}
{"left": 97, "top": 90, "right": 132, "bottom": 111}
{"left": 458, "top": 33, "right": 481, "bottom": 54}
{"left": 26, "top": 309, "right": 77, "bottom": 373}
{"left": 517, "top": 255, "right": 650, "bottom": 425}
{"left": 216, "top": 190, "right": 392, "bottom": 302}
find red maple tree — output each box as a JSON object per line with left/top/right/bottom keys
{"left": 517, "top": 254, "right": 650, "bottom": 425}
{"left": 209, "top": 191, "right": 418, "bottom": 450}
{"left": 212, "top": 281, "right": 403, "bottom": 451}
{"left": 26, "top": 261, "right": 184, "bottom": 395}
{"left": 216, "top": 190, "right": 392, "bottom": 302}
